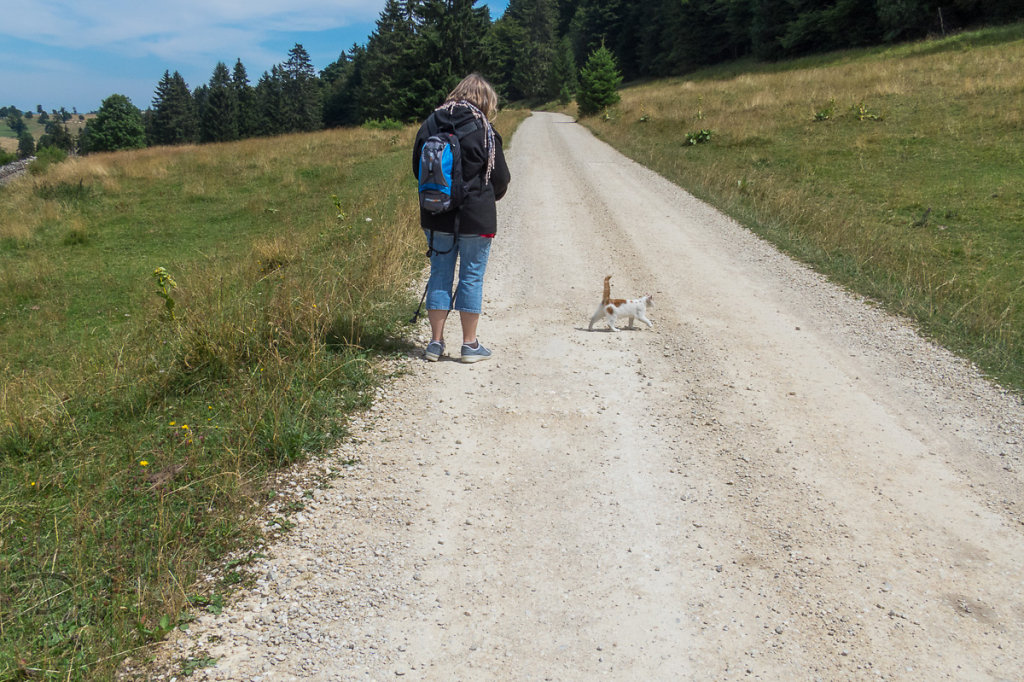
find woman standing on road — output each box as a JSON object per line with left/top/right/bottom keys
{"left": 412, "top": 74, "right": 511, "bottom": 363}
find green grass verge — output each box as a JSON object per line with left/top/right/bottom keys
{"left": 575, "top": 23, "right": 1024, "bottom": 392}
{"left": 0, "top": 110, "right": 528, "bottom": 680}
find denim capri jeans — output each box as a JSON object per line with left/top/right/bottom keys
{"left": 424, "top": 230, "right": 492, "bottom": 314}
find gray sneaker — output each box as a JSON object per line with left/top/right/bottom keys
{"left": 460, "top": 341, "right": 492, "bottom": 363}
{"left": 424, "top": 340, "right": 445, "bottom": 362}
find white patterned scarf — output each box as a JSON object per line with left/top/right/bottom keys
{"left": 435, "top": 99, "right": 496, "bottom": 185}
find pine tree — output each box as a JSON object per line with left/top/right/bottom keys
{"left": 193, "top": 84, "right": 209, "bottom": 128}
{"left": 201, "top": 62, "right": 239, "bottom": 143}
{"left": 556, "top": 0, "right": 581, "bottom": 35}
{"left": 750, "top": 0, "right": 796, "bottom": 59}
{"left": 360, "top": 0, "right": 426, "bottom": 122}
{"left": 549, "top": 37, "right": 577, "bottom": 104}
{"left": 484, "top": 15, "right": 528, "bottom": 101}
{"left": 17, "top": 131, "right": 35, "bottom": 159}
{"left": 504, "top": 0, "right": 560, "bottom": 101}
{"left": 875, "top": 0, "right": 942, "bottom": 41}
{"left": 322, "top": 46, "right": 367, "bottom": 127}
{"left": 149, "top": 70, "right": 198, "bottom": 145}
{"left": 282, "top": 44, "right": 322, "bottom": 132}
{"left": 568, "top": 0, "right": 626, "bottom": 69}
{"left": 662, "top": 0, "right": 735, "bottom": 72}
{"left": 232, "top": 59, "right": 259, "bottom": 139}
{"left": 255, "top": 68, "right": 287, "bottom": 136}
{"left": 417, "top": 0, "right": 493, "bottom": 110}
{"left": 576, "top": 43, "right": 621, "bottom": 116}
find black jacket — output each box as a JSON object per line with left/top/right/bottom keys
{"left": 413, "top": 105, "right": 510, "bottom": 236}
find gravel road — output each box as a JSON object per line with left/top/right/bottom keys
{"left": 138, "top": 112, "right": 1024, "bottom": 681}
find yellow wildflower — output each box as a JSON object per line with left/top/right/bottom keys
{"left": 139, "top": 460, "right": 149, "bottom": 467}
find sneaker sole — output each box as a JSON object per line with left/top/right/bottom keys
{"left": 460, "top": 354, "right": 490, "bottom": 363}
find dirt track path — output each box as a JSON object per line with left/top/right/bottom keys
{"left": 150, "top": 112, "right": 1024, "bottom": 681}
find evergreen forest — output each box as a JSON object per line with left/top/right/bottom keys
{"left": 5, "top": 0, "right": 1023, "bottom": 156}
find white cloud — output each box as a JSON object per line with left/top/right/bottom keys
{"left": 2, "top": 0, "right": 386, "bottom": 62}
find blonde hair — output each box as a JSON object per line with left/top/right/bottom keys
{"left": 445, "top": 74, "right": 498, "bottom": 119}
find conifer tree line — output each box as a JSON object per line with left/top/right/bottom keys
{"left": 16, "top": 0, "right": 1017, "bottom": 155}
{"left": 145, "top": 0, "right": 1024, "bottom": 138}
{"left": 145, "top": 44, "right": 322, "bottom": 148}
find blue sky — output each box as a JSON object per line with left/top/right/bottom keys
{"left": 1, "top": 1, "right": 509, "bottom": 114}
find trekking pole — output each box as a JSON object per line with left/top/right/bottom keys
{"left": 410, "top": 283, "right": 428, "bottom": 324}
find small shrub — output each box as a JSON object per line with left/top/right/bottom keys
{"left": 362, "top": 118, "right": 403, "bottom": 131}
{"left": 153, "top": 266, "right": 178, "bottom": 320}
{"left": 685, "top": 129, "right": 713, "bottom": 145}
{"left": 852, "top": 101, "right": 883, "bottom": 121}
{"left": 814, "top": 98, "right": 836, "bottom": 121}
{"left": 0, "top": 149, "right": 15, "bottom": 165}
{"left": 28, "top": 146, "right": 67, "bottom": 175}
{"left": 63, "top": 227, "right": 89, "bottom": 245}
{"left": 577, "top": 44, "right": 623, "bottom": 117}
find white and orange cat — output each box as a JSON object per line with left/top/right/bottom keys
{"left": 588, "top": 275, "right": 654, "bottom": 332}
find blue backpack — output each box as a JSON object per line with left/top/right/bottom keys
{"left": 417, "top": 117, "right": 481, "bottom": 214}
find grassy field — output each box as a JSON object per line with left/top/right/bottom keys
{"left": 0, "top": 115, "right": 91, "bottom": 154}
{"left": 0, "top": 110, "right": 528, "bottom": 679}
{"left": 575, "top": 23, "right": 1024, "bottom": 392}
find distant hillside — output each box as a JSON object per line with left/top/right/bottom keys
{"left": 0, "top": 113, "right": 92, "bottom": 153}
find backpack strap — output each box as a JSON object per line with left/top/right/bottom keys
{"left": 453, "top": 118, "right": 482, "bottom": 139}
{"left": 425, "top": 212, "right": 460, "bottom": 258}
